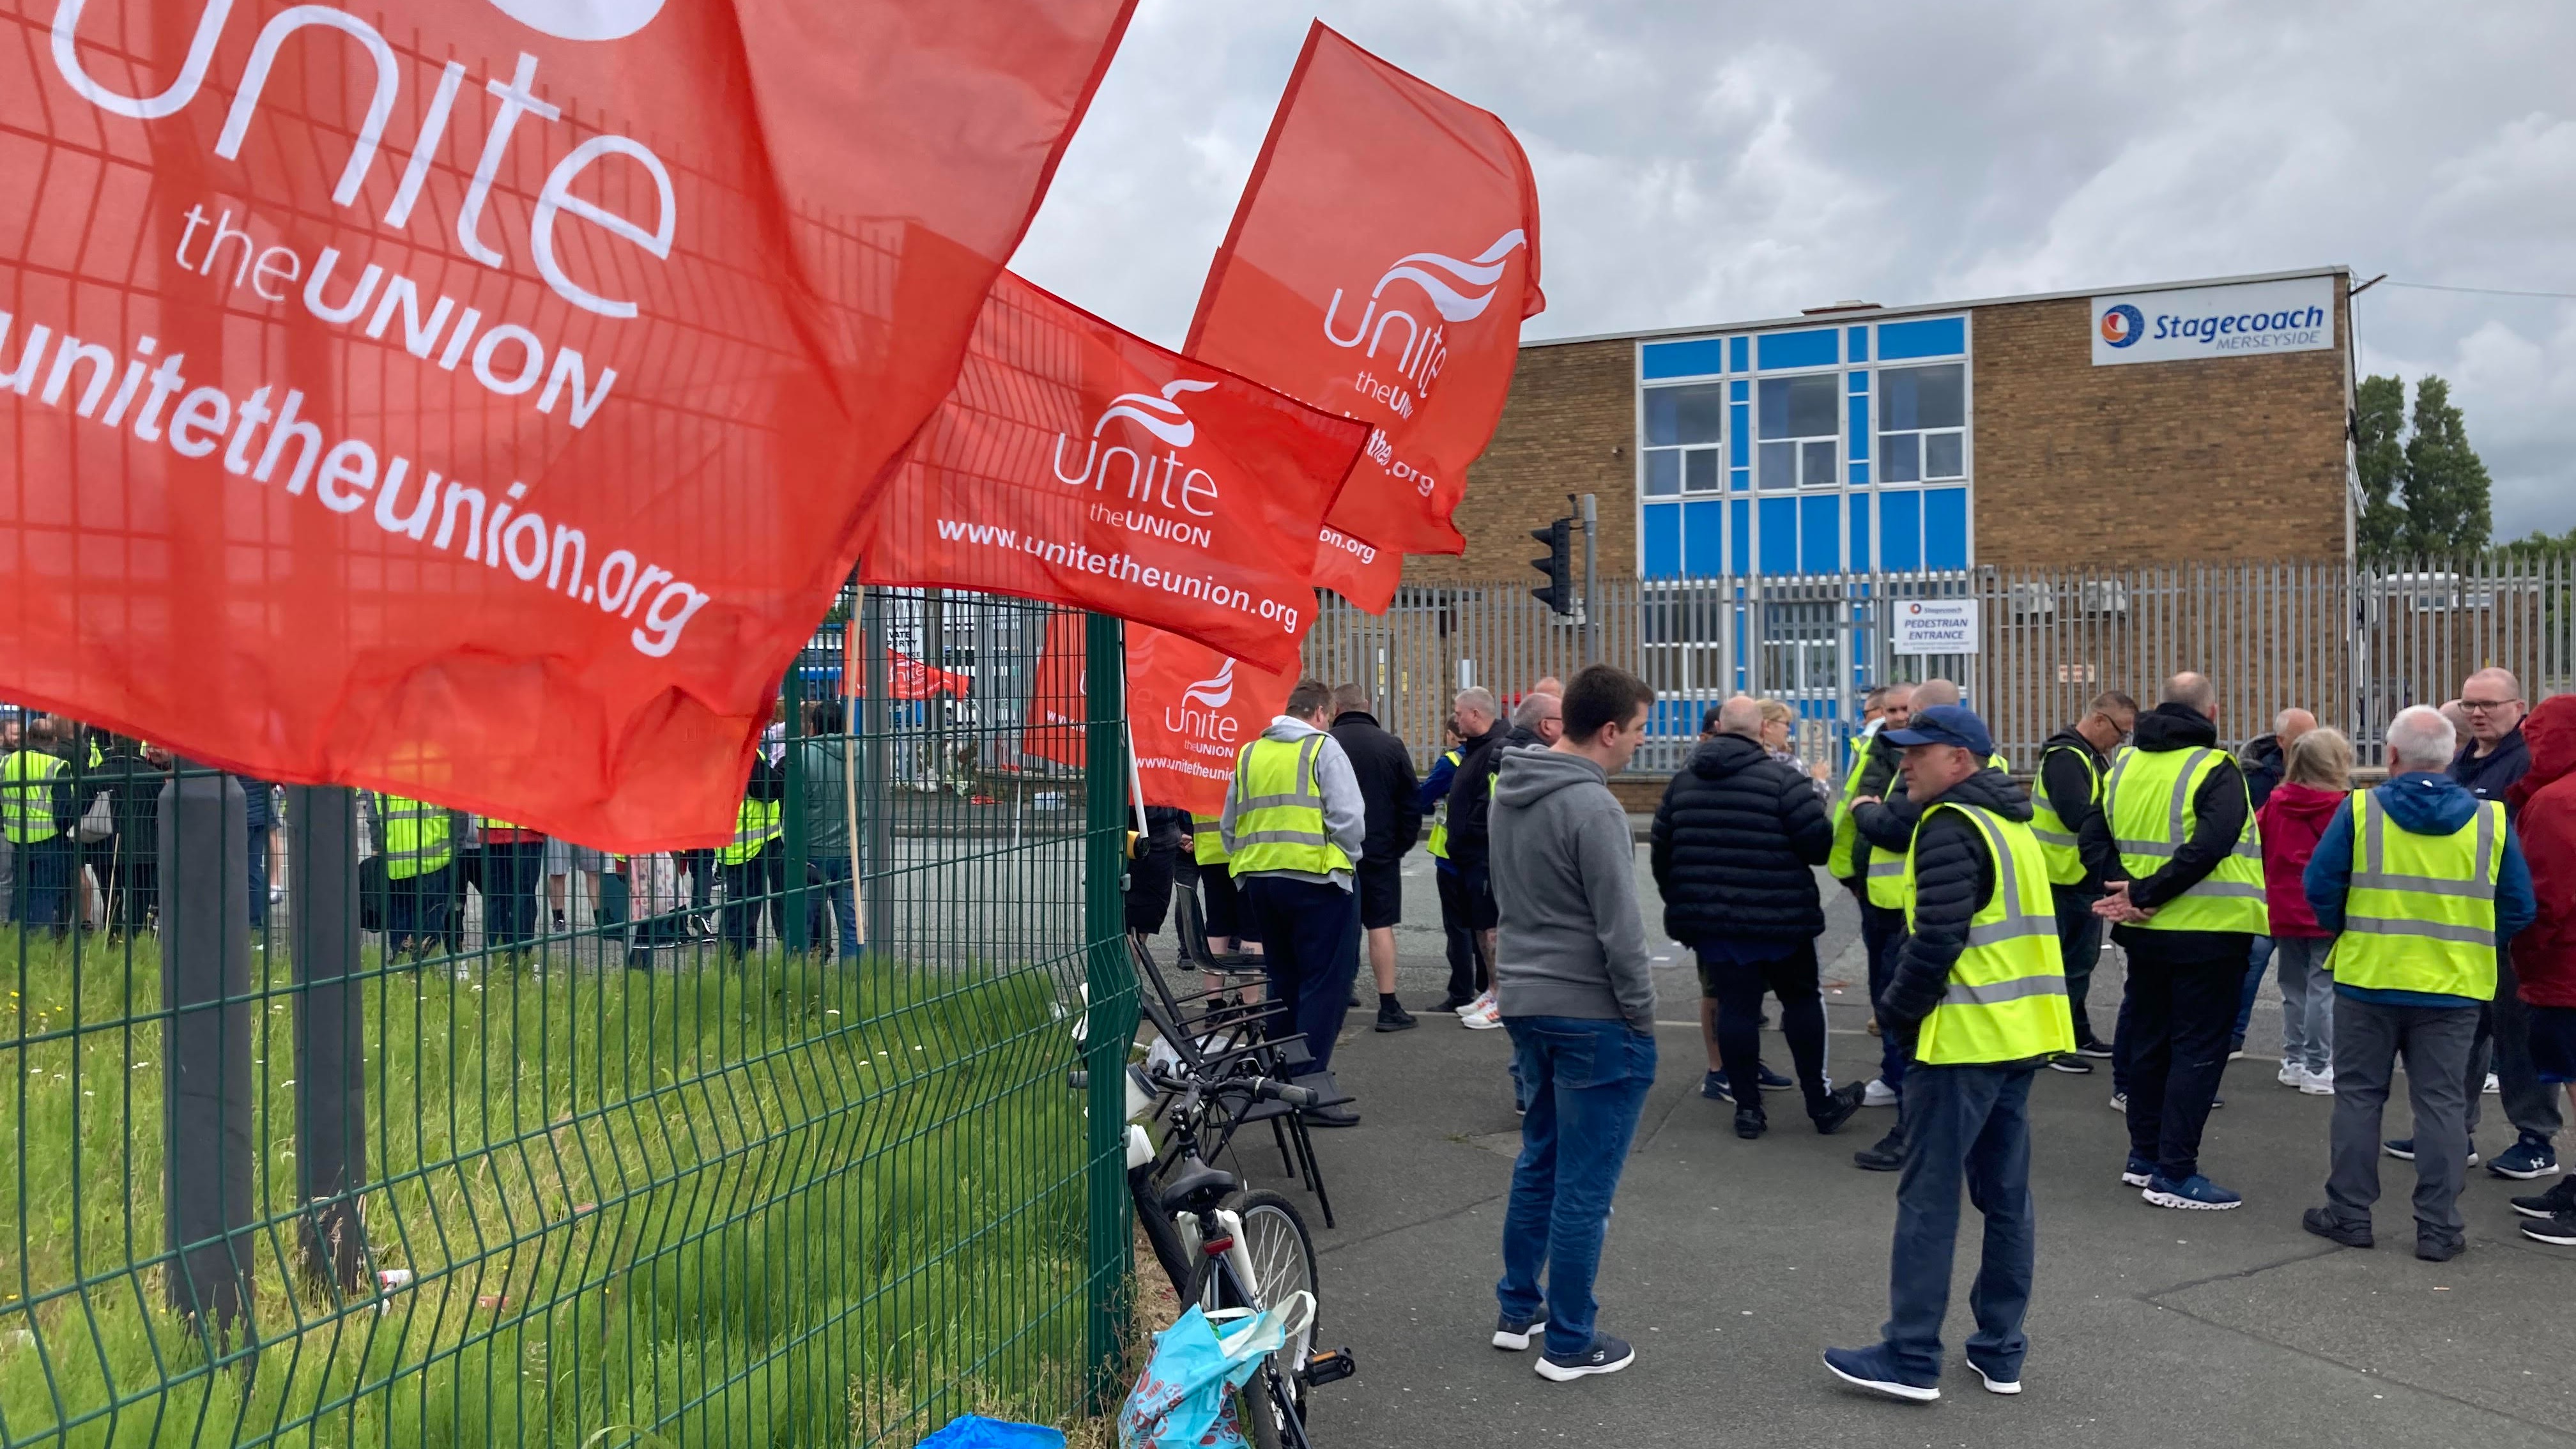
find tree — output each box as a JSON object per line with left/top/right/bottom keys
{"left": 2354, "top": 374, "right": 2407, "bottom": 556}
{"left": 2352, "top": 373, "right": 2492, "bottom": 560}
{"left": 2400, "top": 376, "right": 2492, "bottom": 554}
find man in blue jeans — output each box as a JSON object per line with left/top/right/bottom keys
{"left": 1823, "top": 705, "right": 2072, "bottom": 1403}
{"left": 1487, "top": 665, "right": 1658, "bottom": 1383}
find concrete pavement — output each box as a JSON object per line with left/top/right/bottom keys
{"left": 1192, "top": 855, "right": 2576, "bottom": 1446}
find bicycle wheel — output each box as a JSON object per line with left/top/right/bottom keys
{"left": 1192, "top": 1189, "right": 1318, "bottom": 1425}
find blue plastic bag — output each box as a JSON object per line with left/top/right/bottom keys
{"left": 1116, "top": 1296, "right": 1313, "bottom": 1449}
{"left": 918, "top": 1416, "right": 1066, "bottom": 1449}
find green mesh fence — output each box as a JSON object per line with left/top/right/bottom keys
{"left": 0, "top": 588, "right": 1136, "bottom": 1447}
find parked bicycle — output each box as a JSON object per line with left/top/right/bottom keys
{"left": 1088, "top": 1043, "right": 1354, "bottom": 1448}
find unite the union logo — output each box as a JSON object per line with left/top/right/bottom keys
{"left": 2099, "top": 303, "right": 2145, "bottom": 348}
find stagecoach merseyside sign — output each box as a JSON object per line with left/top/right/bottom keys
{"left": 0, "top": 0, "right": 1136, "bottom": 850}
{"left": 2090, "top": 275, "right": 2335, "bottom": 367}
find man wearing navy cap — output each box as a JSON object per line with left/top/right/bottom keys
{"left": 1825, "top": 703, "right": 2073, "bottom": 1404}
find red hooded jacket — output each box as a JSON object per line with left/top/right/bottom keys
{"left": 2510, "top": 694, "right": 2576, "bottom": 1008}
{"left": 2257, "top": 780, "right": 2349, "bottom": 939}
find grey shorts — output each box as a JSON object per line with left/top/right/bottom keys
{"left": 545, "top": 836, "right": 604, "bottom": 875}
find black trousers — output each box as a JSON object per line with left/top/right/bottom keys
{"left": 2119, "top": 930, "right": 2250, "bottom": 1181}
{"left": 720, "top": 850, "right": 786, "bottom": 956}
{"left": 1436, "top": 865, "right": 1482, "bottom": 1000}
{"left": 1243, "top": 875, "right": 1361, "bottom": 1078}
{"left": 1703, "top": 939, "right": 1828, "bottom": 1112}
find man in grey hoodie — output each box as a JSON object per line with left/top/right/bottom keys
{"left": 1487, "top": 664, "right": 1657, "bottom": 1383}
{"left": 1221, "top": 678, "right": 1368, "bottom": 1122}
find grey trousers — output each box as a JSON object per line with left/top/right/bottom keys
{"left": 2466, "top": 951, "right": 2565, "bottom": 1144}
{"left": 2326, "top": 995, "right": 2480, "bottom": 1239}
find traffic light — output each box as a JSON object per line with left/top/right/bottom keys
{"left": 1529, "top": 518, "right": 1574, "bottom": 615}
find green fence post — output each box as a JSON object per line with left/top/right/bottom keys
{"left": 1082, "top": 610, "right": 1135, "bottom": 1407}
{"left": 783, "top": 670, "right": 809, "bottom": 954}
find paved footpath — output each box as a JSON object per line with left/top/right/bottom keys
{"left": 1215, "top": 857, "right": 2576, "bottom": 1446}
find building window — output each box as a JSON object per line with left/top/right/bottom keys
{"left": 1756, "top": 374, "right": 1838, "bottom": 489}
{"left": 1878, "top": 363, "right": 1965, "bottom": 483}
{"left": 1644, "top": 383, "right": 1724, "bottom": 496}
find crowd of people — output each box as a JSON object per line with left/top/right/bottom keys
{"left": 1165, "top": 659, "right": 2576, "bottom": 1400}
{"left": 0, "top": 698, "right": 866, "bottom": 968}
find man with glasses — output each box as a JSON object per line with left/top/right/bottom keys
{"left": 2032, "top": 691, "right": 2138, "bottom": 1071}
{"left": 2398, "top": 668, "right": 2563, "bottom": 1181}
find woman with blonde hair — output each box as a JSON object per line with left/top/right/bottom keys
{"left": 2258, "top": 726, "right": 2354, "bottom": 1093}
{"left": 1756, "top": 698, "right": 1831, "bottom": 802}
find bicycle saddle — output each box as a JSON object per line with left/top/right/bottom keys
{"left": 1156, "top": 1158, "right": 1239, "bottom": 1213}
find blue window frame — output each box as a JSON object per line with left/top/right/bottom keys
{"left": 1642, "top": 502, "right": 1681, "bottom": 578}
{"left": 1756, "top": 328, "right": 1838, "bottom": 371}
{"left": 1848, "top": 492, "right": 1871, "bottom": 570}
{"left": 1926, "top": 488, "right": 1968, "bottom": 569}
{"left": 1729, "top": 498, "right": 1750, "bottom": 574}
{"left": 1759, "top": 496, "right": 1798, "bottom": 574}
{"left": 1847, "top": 325, "right": 1869, "bottom": 362}
{"left": 1641, "top": 338, "right": 1727, "bottom": 379}
{"left": 1801, "top": 494, "right": 1840, "bottom": 574}
{"left": 1878, "top": 316, "right": 1965, "bottom": 360}
{"left": 1684, "top": 500, "right": 1724, "bottom": 576}
{"left": 1728, "top": 336, "right": 1750, "bottom": 372}
{"left": 1880, "top": 490, "right": 1921, "bottom": 571}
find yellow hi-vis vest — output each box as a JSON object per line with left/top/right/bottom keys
{"left": 1227, "top": 734, "right": 1351, "bottom": 878}
{"left": 2, "top": 751, "right": 65, "bottom": 844}
{"left": 1425, "top": 747, "right": 1462, "bottom": 860}
{"left": 374, "top": 794, "right": 453, "bottom": 879}
{"left": 1866, "top": 752, "right": 2011, "bottom": 910}
{"left": 2104, "top": 746, "right": 2269, "bottom": 933}
{"left": 1906, "top": 802, "right": 2076, "bottom": 1066}
{"left": 1191, "top": 812, "right": 1229, "bottom": 867}
{"left": 2030, "top": 741, "right": 2104, "bottom": 887}
{"left": 2326, "top": 789, "right": 2504, "bottom": 1000}
{"left": 1825, "top": 733, "right": 1874, "bottom": 880}
{"left": 720, "top": 798, "right": 781, "bottom": 866}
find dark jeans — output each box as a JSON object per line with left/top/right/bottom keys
{"left": 2050, "top": 884, "right": 2104, "bottom": 1046}
{"left": 9, "top": 838, "right": 73, "bottom": 933}
{"left": 247, "top": 824, "right": 271, "bottom": 932}
{"left": 2233, "top": 935, "right": 2273, "bottom": 1045}
{"left": 1436, "top": 865, "right": 1481, "bottom": 1000}
{"left": 1497, "top": 1015, "right": 1657, "bottom": 1358}
{"left": 1243, "top": 875, "right": 1361, "bottom": 1078}
{"left": 481, "top": 840, "right": 547, "bottom": 949}
{"left": 720, "top": 850, "right": 786, "bottom": 956}
{"left": 2120, "top": 931, "right": 2248, "bottom": 1181}
{"left": 2325, "top": 995, "right": 2479, "bottom": 1239}
{"left": 1881, "top": 1064, "right": 2037, "bottom": 1385}
{"left": 814, "top": 855, "right": 860, "bottom": 959}
{"left": 1860, "top": 900, "right": 1908, "bottom": 1090}
{"left": 2469, "top": 950, "right": 2564, "bottom": 1144}
{"left": 387, "top": 862, "right": 452, "bottom": 956}
{"left": 1701, "top": 939, "right": 1828, "bottom": 1110}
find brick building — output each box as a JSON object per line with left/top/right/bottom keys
{"left": 1414, "top": 266, "right": 2356, "bottom": 585}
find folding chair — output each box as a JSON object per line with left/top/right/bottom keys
{"left": 1128, "top": 931, "right": 1340, "bottom": 1227}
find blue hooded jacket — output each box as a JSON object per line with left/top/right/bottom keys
{"left": 2304, "top": 770, "right": 2536, "bottom": 1008}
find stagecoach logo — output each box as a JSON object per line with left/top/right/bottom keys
{"left": 2099, "top": 304, "right": 2145, "bottom": 348}
{"left": 1181, "top": 659, "right": 1235, "bottom": 710}
{"left": 1322, "top": 229, "right": 1526, "bottom": 407}
{"left": 487, "top": 0, "right": 668, "bottom": 40}
{"left": 1050, "top": 378, "right": 1225, "bottom": 520}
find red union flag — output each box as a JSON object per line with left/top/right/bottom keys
{"left": 0, "top": 0, "right": 1135, "bottom": 850}
{"left": 1186, "top": 21, "right": 1544, "bottom": 611}
{"left": 854, "top": 273, "right": 1365, "bottom": 673}
{"left": 1126, "top": 624, "right": 1294, "bottom": 816}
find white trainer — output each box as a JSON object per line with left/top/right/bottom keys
{"left": 2300, "top": 1067, "right": 2335, "bottom": 1096}
{"left": 2276, "top": 1059, "right": 2305, "bottom": 1087}
{"left": 1863, "top": 1078, "right": 1899, "bottom": 1107}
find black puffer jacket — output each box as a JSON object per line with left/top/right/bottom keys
{"left": 1330, "top": 710, "right": 1422, "bottom": 862}
{"left": 1875, "top": 767, "right": 2043, "bottom": 1064}
{"left": 2240, "top": 733, "right": 2287, "bottom": 812}
{"left": 1651, "top": 734, "right": 1832, "bottom": 944}
{"left": 1446, "top": 721, "right": 1523, "bottom": 872}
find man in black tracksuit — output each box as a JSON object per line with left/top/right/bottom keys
{"left": 1652, "top": 696, "right": 1865, "bottom": 1137}
{"left": 2034, "top": 693, "right": 2133, "bottom": 1062}
{"left": 1331, "top": 686, "right": 1423, "bottom": 1031}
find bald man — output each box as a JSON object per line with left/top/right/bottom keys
{"left": 2445, "top": 667, "right": 2562, "bottom": 1179}
{"left": 2241, "top": 708, "right": 2317, "bottom": 814}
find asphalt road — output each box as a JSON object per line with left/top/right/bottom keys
{"left": 1169, "top": 853, "right": 2576, "bottom": 1447}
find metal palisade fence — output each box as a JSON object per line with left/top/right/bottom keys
{"left": 0, "top": 587, "right": 1137, "bottom": 1447}
{"left": 1302, "top": 555, "right": 2576, "bottom": 774}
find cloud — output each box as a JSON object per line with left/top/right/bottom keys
{"left": 1011, "top": 0, "right": 2576, "bottom": 537}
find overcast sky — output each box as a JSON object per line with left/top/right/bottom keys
{"left": 1012, "top": 0, "right": 2576, "bottom": 541}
